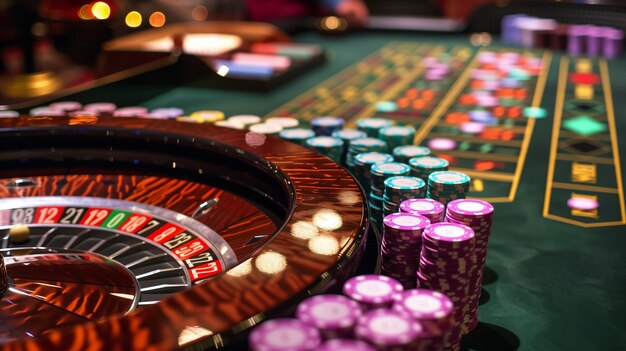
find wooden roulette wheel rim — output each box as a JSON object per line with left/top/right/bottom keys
{"left": 0, "top": 115, "right": 370, "bottom": 350}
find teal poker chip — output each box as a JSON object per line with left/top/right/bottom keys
{"left": 306, "top": 136, "right": 344, "bottom": 163}
{"left": 392, "top": 145, "right": 431, "bottom": 164}
{"left": 523, "top": 107, "right": 547, "bottom": 119}
{"left": 346, "top": 137, "right": 388, "bottom": 171}
{"left": 379, "top": 126, "right": 416, "bottom": 151}
{"left": 356, "top": 118, "right": 395, "bottom": 137}
{"left": 409, "top": 156, "right": 449, "bottom": 170}
{"left": 352, "top": 152, "right": 394, "bottom": 194}
{"left": 332, "top": 129, "right": 367, "bottom": 141}
{"left": 384, "top": 176, "right": 425, "bottom": 191}
{"left": 376, "top": 101, "right": 398, "bottom": 113}
{"left": 428, "top": 171, "right": 471, "bottom": 185}
{"left": 279, "top": 128, "right": 316, "bottom": 145}
{"left": 371, "top": 162, "right": 411, "bottom": 177}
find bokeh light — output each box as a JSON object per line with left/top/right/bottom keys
{"left": 78, "top": 4, "right": 94, "bottom": 20}
{"left": 91, "top": 2, "right": 111, "bottom": 20}
{"left": 149, "top": 11, "right": 166, "bottom": 27}
{"left": 192, "top": 5, "right": 209, "bottom": 21}
{"left": 290, "top": 221, "right": 319, "bottom": 240}
{"left": 312, "top": 209, "right": 343, "bottom": 231}
{"left": 125, "top": 11, "right": 142, "bottom": 28}
{"left": 308, "top": 235, "right": 340, "bottom": 256}
{"left": 255, "top": 251, "right": 287, "bottom": 274}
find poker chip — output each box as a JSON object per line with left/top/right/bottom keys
{"left": 418, "top": 222, "right": 476, "bottom": 346}
{"left": 459, "top": 122, "right": 486, "bottom": 134}
{"left": 332, "top": 129, "right": 367, "bottom": 165}
{"left": 310, "top": 116, "right": 345, "bottom": 136}
{"left": 370, "top": 163, "right": 411, "bottom": 223}
{"left": 356, "top": 118, "right": 395, "bottom": 137}
{"left": 249, "top": 123, "right": 283, "bottom": 135}
{"left": 399, "top": 198, "right": 445, "bottom": 223}
{"left": 523, "top": 107, "right": 547, "bottom": 119}
{"left": 190, "top": 110, "right": 224, "bottom": 122}
{"left": 345, "top": 137, "right": 388, "bottom": 173}
{"left": 228, "top": 114, "right": 262, "bottom": 126}
{"left": 382, "top": 176, "right": 425, "bottom": 216}
{"left": 29, "top": 108, "right": 66, "bottom": 116}
{"left": 279, "top": 128, "right": 315, "bottom": 146}
{"left": 427, "top": 138, "right": 457, "bottom": 151}
{"left": 392, "top": 145, "right": 431, "bottom": 164}
{"left": 265, "top": 116, "right": 299, "bottom": 128}
{"left": 306, "top": 136, "right": 344, "bottom": 163}
{"left": 49, "top": 101, "right": 82, "bottom": 111}
{"left": 83, "top": 102, "right": 117, "bottom": 113}
{"left": 381, "top": 213, "right": 430, "bottom": 287}
{"left": 376, "top": 101, "right": 398, "bottom": 113}
{"left": 352, "top": 152, "right": 394, "bottom": 194}
{"left": 318, "top": 339, "right": 374, "bottom": 351}
{"left": 343, "top": 275, "right": 404, "bottom": 308}
{"left": 296, "top": 294, "right": 361, "bottom": 338}
{"left": 0, "top": 110, "right": 19, "bottom": 118}
{"left": 113, "top": 106, "right": 148, "bottom": 117}
{"left": 409, "top": 157, "right": 449, "bottom": 184}
{"left": 355, "top": 309, "right": 422, "bottom": 348}
{"left": 214, "top": 120, "right": 245, "bottom": 129}
{"left": 249, "top": 318, "right": 321, "bottom": 351}
{"left": 427, "top": 171, "right": 470, "bottom": 206}
{"left": 567, "top": 197, "right": 599, "bottom": 211}
{"left": 378, "top": 126, "right": 416, "bottom": 151}
{"left": 150, "top": 107, "right": 185, "bottom": 118}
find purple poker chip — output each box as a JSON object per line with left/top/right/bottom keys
{"left": 249, "top": 318, "right": 321, "bottom": 351}
{"left": 423, "top": 223, "right": 475, "bottom": 245}
{"left": 567, "top": 197, "right": 599, "bottom": 211}
{"left": 392, "top": 289, "right": 454, "bottom": 321}
{"left": 400, "top": 199, "right": 445, "bottom": 216}
{"left": 296, "top": 294, "right": 361, "bottom": 330}
{"left": 49, "top": 101, "right": 82, "bottom": 111}
{"left": 343, "top": 275, "right": 404, "bottom": 305}
{"left": 355, "top": 309, "right": 423, "bottom": 347}
{"left": 383, "top": 213, "right": 430, "bottom": 231}
{"left": 447, "top": 199, "right": 494, "bottom": 218}
{"left": 318, "top": 339, "right": 375, "bottom": 351}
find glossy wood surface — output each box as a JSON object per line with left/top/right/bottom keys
{"left": 0, "top": 115, "right": 369, "bottom": 350}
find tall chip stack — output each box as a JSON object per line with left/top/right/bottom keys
{"left": 426, "top": 171, "right": 470, "bottom": 206}
{"left": 352, "top": 152, "right": 394, "bottom": 195}
{"left": 378, "top": 125, "right": 416, "bottom": 152}
{"left": 370, "top": 163, "right": 411, "bottom": 225}
{"left": 417, "top": 222, "right": 477, "bottom": 351}
{"left": 332, "top": 129, "right": 368, "bottom": 165}
{"left": 381, "top": 212, "right": 430, "bottom": 289}
{"left": 445, "top": 199, "right": 495, "bottom": 333}
{"left": 306, "top": 136, "right": 344, "bottom": 163}
{"left": 382, "top": 176, "right": 426, "bottom": 216}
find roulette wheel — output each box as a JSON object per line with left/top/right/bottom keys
{"left": 0, "top": 115, "right": 370, "bottom": 350}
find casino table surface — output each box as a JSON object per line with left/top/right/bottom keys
{"left": 8, "top": 30, "right": 626, "bottom": 350}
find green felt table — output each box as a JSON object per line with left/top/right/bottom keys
{"left": 40, "top": 30, "right": 626, "bottom": 350}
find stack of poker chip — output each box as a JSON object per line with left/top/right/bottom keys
{"left": 279, "top": 128, "right": 316, "bottom": 146}
{"left": 382, "top": 176, "right": 425, "bottom": 216}
{"left": 426, "top": 171, "right": 470, "bottom": 206}
{"left": 399, "top": 198, "right": 445, "bottom": 224}
{"left": 345, "top": 137, "right": 388, "bottom": 171}
{"left": 378, "top": 126, "right": 416, "bottom": 152}
{"left": 392, "top": 145, "right": 431, "bottom": 164}
{"left": 249, "top": 318, "right": 322, "bottom": 351}
{"left": 356, "top": 117, "right": 395, "bottom": 137}
{"left": 342, "top": 275, "right": 404, "bottom": 310}
{"left": 311, "top": 116, "right": 346, "bottom": 136}
{"left": 417, "top": 222, "right": 476, "bottom": 350}
{"left": 306, "top": 136, "right": 344, "bottom": 163}
{"left": 370, "top": 163, "right": 411, "bottom": 225}
{"left": 391, "top": 289, "right": 455, "bottom": 351}
{"left": 296, "top": 294, "right": 362, "bottom": 340}
{"left": 332, "top": 129, "right": 368, "bottom": 165}
{"left": 381, "top": 213, "right": 430, "bottom": 288}
{"left": 409, "top": 157, "right": 449, "bottom": 183}
{"left": 445, "top": 199, "right": 495, "bottom": 333}
{"left": 352, "top": 152, "right": 394, "bottom": 195}
{"left": 355, "top": 309, "right": 423, "bottom": 351}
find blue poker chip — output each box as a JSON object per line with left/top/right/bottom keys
{"left": 311, "top": 116, "right": 345, "bottom": 136}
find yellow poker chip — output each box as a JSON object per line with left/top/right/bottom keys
{"left": 190, "top": 110, "right": 225, "bottom": 122}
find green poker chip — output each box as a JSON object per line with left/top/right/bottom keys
{"left": 356, "top": 118, "right": 395, "bottom": 137}
{"left": 392, "top": 145, "right": 431, "bottom": 164}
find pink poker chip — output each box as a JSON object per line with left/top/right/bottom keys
{"left": 460, "top": 122, "right": 486, "bottom": 134}
{"left": 567, "top": 197, "right": 599, "bottom": 211}
{"left": 427, "top": 138, "right": 457, "bottom": 151}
